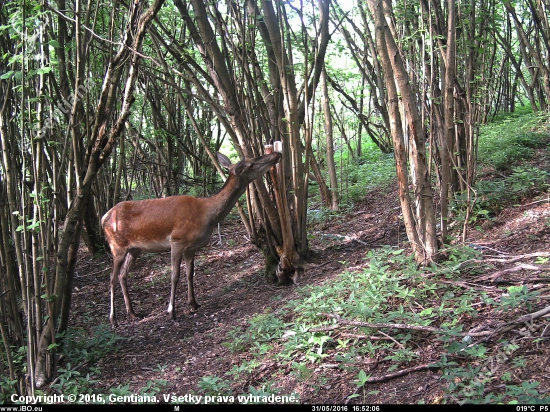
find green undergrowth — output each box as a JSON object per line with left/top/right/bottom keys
{"left": 51, "top": 326, "right": 169, "bottom": 403}
{"left": 4, "top": 326, "right": 168, "bottom": 404}
{"left": 478, "top": 110, "right": 550, "bottom": 172}
{"left": 340, "top": 150, "right": 396, "bottom": 205}
{"left": 215, "top": 110, "right": 550, "bottom": 403}
{"left": 217, "top": 246, "right": 549, "bottom": 404}
{"left": 452, "top": 165, "right": 550, "bottom": 225}
{"left": 452, "top": 110, "right": 550, "bottom": 226}
{"left": 307, "top": 144, "right": 396, "bottom": 224}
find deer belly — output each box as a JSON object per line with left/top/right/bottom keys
{"left": 132, "top": 237, "right": 171, "bottom": 253}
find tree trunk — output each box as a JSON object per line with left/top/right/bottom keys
{"left": 367, "top": 0, "right": 438, "bottom": 264}
{"left": 440, "top": 0, "right": 457, "bottom": 243}
{"left": 321, "top": 67, "right": 339, "bottom": 211}
{"left": 34, "top": 0, "right": 166, "bottom": 388}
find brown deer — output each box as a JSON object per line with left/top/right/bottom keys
{"left": 102, "top": 151, "right": 281, "bottom": 327}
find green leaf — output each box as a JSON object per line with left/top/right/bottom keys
{"left": 1, "top": 70, "right": 14, "bottom": 79}
{"left": 356, "top": 369, "right": 369, "bottom": 386}
{"left": 36, "top": 67, "right": 52, "bottom": 75}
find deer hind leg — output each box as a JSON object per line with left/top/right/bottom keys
{"left": 167, "top": 244, "right": 184, "bottom": 320}
{"left": 110, "top": 251, "right": 126, "bottom": 328}
{"left": 118, "top": 248, "right": 140, "bottom": 321}
{"left": 184, "top": 250, "right": 200, "bottom": 312}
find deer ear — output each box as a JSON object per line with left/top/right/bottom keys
{"left": 217, "top": 152, "right": 233, "bottom": 169}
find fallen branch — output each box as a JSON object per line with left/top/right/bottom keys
{"left": 469, "top": 244, "right": 511, "bottom": 255}
{"left": 309, "top": 324, "right": 340, "bottom": 333}
{"left": 440, "top": 279, "right": 499, "bottom": 291}
{"left": 306, "top": 260, "right": 342, "bottom": 270}
{"left": 319, "top": 230, "right": 387, "bottom": 247}
{"left": 345, "top": 362, "right": 439, "bottom": 403}
{"left": 492, "top": 304, "right": 550, "bottom": 335}
{"left": 479, "top": 252, "right": 550, "bottom": 264}
{"left": 515, "top": 197, "right": 550, "bottom": 207}
{"left": 320, "top": 313, "right": 442, "bottom": 334}
{"left": 362, "top": 362, "right": 437, "bottom": 383}
{"left": 377, "top": 330, "right": 405, "bottom": 349}
{"left": 473, "top": 263, "right": 550, "bottom": 283}
{"left": 318, "top": 310, "right": 550, "bottom": 340}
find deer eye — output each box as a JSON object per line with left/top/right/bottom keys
{"left": 234, "top": 160, "right": 246, "bottom": 174}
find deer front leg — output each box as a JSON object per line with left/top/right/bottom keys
{"left": 184, "top": 250, "right": 200, "bottom": 312}
{"left": 167, "top": 244, "right": 184, "bottom": 320}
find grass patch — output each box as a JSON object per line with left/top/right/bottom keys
{"left": 478, "top": 110, "right": 550, "bottom": 171}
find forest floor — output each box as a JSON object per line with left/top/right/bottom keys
{"left": 69, "top": 154, "right": 550, "bottom": 404}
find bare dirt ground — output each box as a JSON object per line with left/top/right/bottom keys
{"left": 70, "top": 172, "right": 550, "bottom": 404}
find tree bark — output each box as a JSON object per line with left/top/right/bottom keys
{"left": 367, "top": 0, "right": 438, "bottom": 264}
{"left": 321, "top": 67, "right": 339, "bottom": 211}
{"left": 440, "top": 0, "right": 457, "bottom": 243}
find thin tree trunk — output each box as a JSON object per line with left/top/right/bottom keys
{"left": 321, "top": 67, "right": 339, "bottom": 211}
{"left": 440, "top": 0, "right": 457, "bottom": 243}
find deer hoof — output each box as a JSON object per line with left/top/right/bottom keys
{"left": 166, "top": 309, "right": 176, "bottom": 321}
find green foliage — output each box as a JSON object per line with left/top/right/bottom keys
{"left": 499, "top": 285, "right": 538, "bottom": 312}
{"left": 347, "top": 369, "right": 375, "bottom": 402}
{"left": 225, "top": 359, "right": 260, "bottom": 378}
{"left": 0, "top": 375, "right": 19, "bottom": 403}
{"left": 440, "top": 362, "right": 550, "bottom": 404}
{"left": 106, "top": 382, "right": 169, "bottom": 404}
{"left": 196, "top": 370, "right": 299, "bottom": 404}
{"left": 223, "top": 312, "right": 289, "bottom": 355}
{"left": 452, "top": 110, "right": 550, "bottom": 226}
{"left": 0, "top": 346, "right": 26, "bottom": 402}
{"left": 51, "top": 325, "right": 124, "bottom": 396}
{"left": 290, "top": 361, "right": 314, "bottom": 381}
{"left": 0, "top": 345, "right": 27, "bottom": 405}
{"left": 57, "top": 325, "right": 124, "bottom": 363}
{"left": 108, "top": 384, "right": 132, "bottom": 399}
{"left": 308, "top": 141, "right": 395, "bottom": 218}
{"left": 478, "top": 111, "right": 550, "bottom": 171}
{"left": 452, "top": 166, "right": 549, "bottom": 224}
{"left": 240, "top": 384, "right": 282, "bottom": 402}
{"left": 222, "top": 326, "right": 249, "bottom": 353}
{"left": 340, "top": 150, "right": 396, "bottom": 206}
{"left": 220, "top": 245, "right": 547, "bottom": 404}
{"left": 197, "top": 375, "right": 231, "bottom": 397}
{"left": 248, "top": 312, "right": 288, "bottom": 341}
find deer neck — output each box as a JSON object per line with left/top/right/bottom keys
{"left": 206, "top": 175, "right": 247, "bottom": 224}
